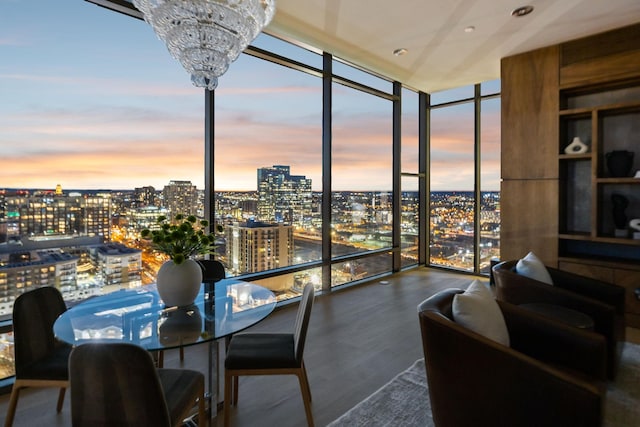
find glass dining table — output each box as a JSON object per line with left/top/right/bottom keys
{"left": 53, "top": 278, "right": 277, "bottom": 421}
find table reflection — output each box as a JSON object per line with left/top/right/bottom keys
{"left": 158, "top": 304, "right": 203, "bottom": 347}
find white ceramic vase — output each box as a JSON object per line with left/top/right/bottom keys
{"left": 156, "top": 259, "right": 203, "bottom": 307}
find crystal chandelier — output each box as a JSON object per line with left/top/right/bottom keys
{"left": 132, "top": 0, "right": 276, "bottom": 90}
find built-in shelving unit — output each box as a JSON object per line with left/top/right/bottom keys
{"left": 502, "top": 23, "right": 640, "bottom": 327}
{"left": 559, "top": 86, "right": 640, "bottom": 263}
{"left": 558, "top": 86, "right": 640, "bottom": 327}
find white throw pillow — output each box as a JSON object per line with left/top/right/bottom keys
{"left": 516, "top": 251, "right": 553, "bottom": 285}
{"left": 452, "top": 279, "right": 510, "bottom": 346}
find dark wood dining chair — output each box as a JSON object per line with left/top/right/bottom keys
{"left": 5, "top": 286, "right": 72, "bottom": 427}
{"left": 199, "top": 259, "right": 226, "bottom": 284}
{"left": 69, "top": 342, "right": 206, "bottom": 427}
{"left": 223, "top": 283, "right": 315, "bottom": 427}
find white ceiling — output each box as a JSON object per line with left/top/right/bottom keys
{"left": 267, "top": 0, "right": 640, "bottom": 93}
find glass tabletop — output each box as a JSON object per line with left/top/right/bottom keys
{"left": 53, "top": 279, "right": 277, "bottom": 352}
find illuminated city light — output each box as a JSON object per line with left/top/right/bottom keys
{"left": 0, "top": 183, "right": 499, "bottom": 317}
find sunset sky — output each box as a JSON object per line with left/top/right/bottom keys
{"left": 0, "top": 0, "right": 500, "bottom": 193}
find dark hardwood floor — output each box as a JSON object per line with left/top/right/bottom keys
{"left": 1, "top": 267, "right": 475, "bottom": 427}
{"left": 2, "top": 267, "right": 637, "bottom": 427}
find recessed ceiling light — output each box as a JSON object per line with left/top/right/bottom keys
{"left": 464, "top": 26, "right": 475, "bottom": 33}
{"left": 511, "top": 5, "right": 534, "bottom": 17}
{"left": 393, "top": 48, "right": 408, "bottom": 56}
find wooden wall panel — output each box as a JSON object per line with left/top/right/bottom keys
{"left": 557, "top": 261, "right": 614, "bottom": 283}
{"left": 561, "top": 23, "right": 640, "bottom": 66}
{"left": 501, "top": 46, "right": 559, "bottom": 180}
{"left": 557, "top": 261, "right": 640, "bottom": 328}
{"left": 499, "top": 179, "right": 558, "bottom": 265}
{"left": 560, "top": 50, "right": 640, "bottom": 89}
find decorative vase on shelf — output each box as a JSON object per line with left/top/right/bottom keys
{"left": 156, "top": 258, "right": 203, "bottom": 307}
{"left": 612, "top": 193, "right": 629, "bottom": 237}
{"left": 564, "top": 137, "right": 588, "bottom": 154}
{"left": 606, "top": 150, "right": 634, "bottom": 177}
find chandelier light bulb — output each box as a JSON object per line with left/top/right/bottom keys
{"left": 133, "top": 0, "right": 276, "bottom": 90}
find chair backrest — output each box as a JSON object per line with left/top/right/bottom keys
{"left": 12, "top": 286, "right": 67, "bottom": 377}
{"left": 199, "top": 259, "right": 226, "bottom": 283}
{"left": 417, "top": 287, "right": 462, "bottom": 322}
{"left": 492, "top": 259, "right": 553, "bottom": 304}
{"left": 492, "top": 259, "right": 518, "bottom": 276}
{"left": 69, "top": 342, "right": 172, "bottom": 427}
{"left": 293, "top": 284, "right": 315, "bottom": 362}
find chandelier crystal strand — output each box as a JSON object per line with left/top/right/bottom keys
{"left": 132, "top": 0, "right": 275, "bottom": 90}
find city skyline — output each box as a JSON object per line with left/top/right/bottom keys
{"left": 0, "top": 0, "right": 501, "bottom": 193}
{"left": 0, "top": 183, "right": 499, "bottom": 311}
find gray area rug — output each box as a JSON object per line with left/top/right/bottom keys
{"left": 327, "top": 342, "right": 640, "bottom": 427}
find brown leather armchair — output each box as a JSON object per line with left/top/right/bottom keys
{"left": 493, "top": 260, "right": 626, "bottom": 379}
{"left": 418, "top": 288, "right": 607, "bottom": 427}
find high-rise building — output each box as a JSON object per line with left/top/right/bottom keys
{"left": 163, "top": 180, "right": 198, "bottom": 219}
{"left": 90, "top": 243, "right": 142, "bottom": 292}
{"left": 2, "top": 189, "right": 111, "bottom": 241}
{"left": 127, "top": 206, "right": 169, "bottom": 231}
{"left": 0, "top": 240, "right": 142, "bottom": 315}
{"left": 257, "top": 165, "right": 312, "bottom": 225}
{"left": 134, "top": 186, "right": 156, "bottom": 207}
{"left": 0, "top": 248, "right": 79, "bottom": 315}
{"left": 226, "top": 220, "right": 294, "bottom": 275}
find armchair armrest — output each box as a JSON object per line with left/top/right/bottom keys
{"left": 499, "top": 300, "right": 607, "bottom": 381}
{"left": 548, "top": 267, "right": 626, "bottom": 315}
{"left": 496, "top": 270, "right": 617, "bottom": 336}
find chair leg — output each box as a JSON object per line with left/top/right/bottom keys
{"left": 297, "top": 370, "right": 314, "bottom": 427}
{"left": 198, "top": 384, "right": 207, "bottom": 427}
{"left": 157, "top": 350, "right": 164, "bottom": 368}
{"left": 223, "top": 370, "right": 232, "bottom": 427}
{"left": 233, "top": 375, "right": 239, "bottom": 405}
{"left": 56, "top": 387, "right": 66, "bottom": 412}
{"left": 180, "top": 347, "right": 184, "bottom": 362}
{"left": 4, "top": 383, "right": 22, "bottom": 427}
{"left": 300, "top": 361, "right": 312, "bottom": 402}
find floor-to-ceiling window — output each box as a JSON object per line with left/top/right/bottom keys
{"left": 400, "top": 89, "right": 420, "bottom": 268}
{"left": 430, "top": 87, "right": 476, "bottom": 271}
{"left": 480, "top": 80, "right": 502, "bottom": 273}
{"left": 330, "top": 63, "right": 394, "bottom": 286}
{"left": 0, "top": 0, "right": 203, "bottom": 381}
{"left": 0, "top": 0, "right": 501, "bottom": 384}
{"left": 213, "top": 36, "right": 323, "bottom": 298}
{"left": 427, "top": 83, "right": 500, "bottom": 272}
